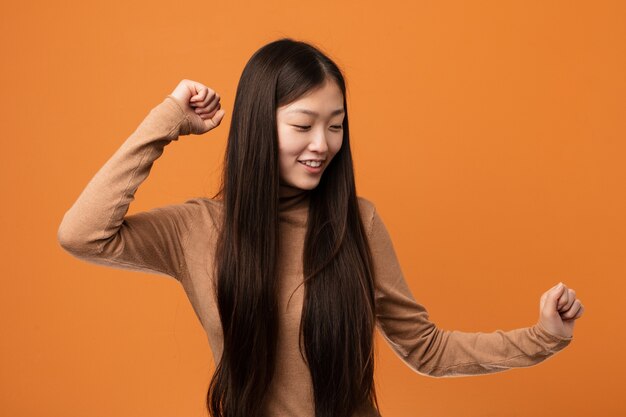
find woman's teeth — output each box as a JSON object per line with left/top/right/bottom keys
{"left": 300, "top": 160, "right": 322, "bottom": 167}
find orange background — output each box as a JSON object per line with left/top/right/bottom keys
{"left": 1, "top": 1, "right": 624, "bottom": 416}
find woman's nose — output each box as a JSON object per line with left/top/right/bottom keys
{"left": 308, "top": 130, "right": 329, "bottom": 153}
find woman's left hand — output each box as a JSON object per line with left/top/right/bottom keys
{"left": 537, "top": 282, "right": 585, "bottom": 339}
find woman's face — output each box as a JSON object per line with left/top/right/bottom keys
{"left": 276, "top": 79, "right": 345, "bottom": 196}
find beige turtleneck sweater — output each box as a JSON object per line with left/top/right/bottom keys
{"left": 57, "top": 95, "right": 573, "bottom": 417}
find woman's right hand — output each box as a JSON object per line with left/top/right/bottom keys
{"left": 169, "top": 79, "right": 226, "bottom": 135}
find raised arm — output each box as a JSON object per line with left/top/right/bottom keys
{"left": 367, "top": 204, "right": 574, "bottom": 378}
{"left": 57, "top": 80, "right": 225, "bottom": 281}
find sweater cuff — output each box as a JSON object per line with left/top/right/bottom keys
{"left": 164, "top": 95, "right": 194, "bottom": 136}
{"left": 534, "top": 321, "right": 574, "bottom": 343}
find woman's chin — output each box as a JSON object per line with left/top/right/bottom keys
{"left": 279, "top": 179, "right": 319, "bottom": 195}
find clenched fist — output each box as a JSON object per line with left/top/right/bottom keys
{"left": 538, "top": 282, "right": 585, "bottom": 339}
{"left": 168, "top": 79, "right": 226, "bottom": 135}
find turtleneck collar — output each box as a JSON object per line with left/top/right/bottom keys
{"left": 278, "top": 183, "right": 311, "bottom": 213}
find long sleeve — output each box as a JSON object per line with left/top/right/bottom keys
{"left": 57, "top": 95, "right": 204, "bottom": 281}
{"left": 368, "top": 205, "right": 573, "bottom": 378}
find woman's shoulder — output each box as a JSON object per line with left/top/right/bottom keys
{"left": 357, "top": 195, "right": 375, "bottom": 210}
{"left": 177, "top": 196, "right": 222, "bottom": 213}
{"left": 179, "top": 196, "right": 223, "bottom": 232}
{"left": 356, "top": 195, "right": 377, "bottom": 234}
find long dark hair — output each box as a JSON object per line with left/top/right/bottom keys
{"left": 206, "top": 38, "right": 380, "bottom": 417}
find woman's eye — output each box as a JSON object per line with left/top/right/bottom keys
{"left": 293, "top": 125, "right": 343, "bottom": 131}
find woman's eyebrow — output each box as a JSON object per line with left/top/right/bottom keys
{"left": 287, "top": 108, "right": 345, "bottom": 116}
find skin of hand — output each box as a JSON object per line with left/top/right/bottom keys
{"left": 169, "top": 79, "right": 226, "bottom": 135}
{"left": 538, "top": 282, "right": 585, "bottom": 339}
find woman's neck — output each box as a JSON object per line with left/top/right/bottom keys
{"left": 278, "top": 183, "right": 307, "bottom": 198}
{"left": 278, "top": 183, "right": 310, "bottom": 212}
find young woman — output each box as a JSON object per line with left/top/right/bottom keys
{"left": 57, "top": 38, "right": 584, "bottom": 417}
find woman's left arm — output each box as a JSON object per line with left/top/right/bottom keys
{"left": 365, "top": 202, "right": 584, "bottom": 378}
